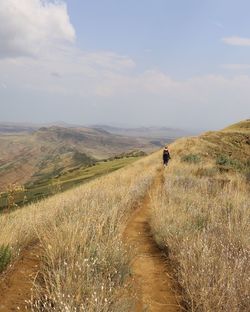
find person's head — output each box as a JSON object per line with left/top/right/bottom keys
{"left": 164, "top": 146, "right": 168, "bottom": 150}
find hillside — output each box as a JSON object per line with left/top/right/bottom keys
{"left": 0, "top": 119, "right": 249, "bottom": 312}
{"left": 149, "top": 119, "right": 250, "bottom": 311}
{"left": 0, "top": 126, "right": 160, "bottom": 191}
{"left": 0, "top": 156, "right": 143, "bottom": 210}
{"left": 223, "top": 119, "right": 250, "bottom": 132}
{"left": 171, "top": 119, "right": 250, "bottom": 173}
{"left": 0, "top": 152, "right": 160, "bottom": 311}
{"left": 0, "top": 123, "right": 36, "bottom": 134}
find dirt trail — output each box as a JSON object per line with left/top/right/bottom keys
{"left": 0, "top": 245, "right": 41, "bottom": 311}
{"left": 0, "top": 169, "right": 180, "bottom": 312}
{"left": 124, "top": 169, "right": 181, "bottom": 312}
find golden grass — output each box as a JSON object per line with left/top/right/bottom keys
{"left": 223, "top": 119, "right": 250, "bottom": 133}
{"left": 1, "top": 120, "right": 249, "bottom": 311}
{"left": 150, "top": 134, "right": 250, "bottom": 311}
{"left": 0, "top": 153, "right": 159, "bottom": 311}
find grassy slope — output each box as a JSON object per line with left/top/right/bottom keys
{"left": 0, "top": 152, "right": 160, "bottom": 311}
{"left": 171, "top": 119, "right": 250, "bottom": 173}
{"left": 150, "top": 119, "right": 250, "bottom": 311}
{"left": 1, "top": 119, "right": 248, "bottom": 310}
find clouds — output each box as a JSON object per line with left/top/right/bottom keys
{"left": 0, "top": 0, "right": 249, "bottom": 129}
{"left": 0, "top": 0, "right": 75, "bottom": 58}
{"left": 0, "top": 48, "right": 137, "bottom": 97}
{"left": 221, "top": 37, "right": 250, "bottom": 72}
{"left": 222, "top": 36, "right": 250, "bottom": 46}
{"left": 0, "top": 0, "right": 136, "bottom": 97}
{"left": 1, "top": 45, "right": 249, "bottom": 129}
{"left": 82, "top": 52, "right": 136, "bottom": 72}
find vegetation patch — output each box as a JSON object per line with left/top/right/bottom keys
{"left": 216, "top": 154, "right": 245, "bottom": 172}
{"left": 108, "top": 150, "right": 147, "bottom": 161}
{"left": 0, "top": 244, "right": 11, "bottom": 273}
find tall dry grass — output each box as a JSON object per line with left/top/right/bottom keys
{"left": 0, "top": 153, "right": 159, "bottom": 311}
{"left": 150, "top": 157, "right": 250, "bottom": 312}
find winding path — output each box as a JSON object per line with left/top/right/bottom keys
{"left": 124, "top": 169, "right": 181, "bottom": 312}
{"left": 0, "top": 169, "right": 181, "bottom": 311}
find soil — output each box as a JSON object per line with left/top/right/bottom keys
{"left": 124, "top": 169, "right": 181, "bottom": 312}
{"left": 0, "top": 245, "right": 41, "bottom": 311}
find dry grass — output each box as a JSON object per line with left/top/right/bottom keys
{"left": 150, "top": 133, "right": 250, "bottom": 311}
{"left": 0, "top": 153, "right": 159, "bottom": 311}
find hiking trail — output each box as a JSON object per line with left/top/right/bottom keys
{"left": 0, "top": 244, "right": 41, "bottom": 311}
{"left": 124, "top": 168, "right": 181, "bottom": 312}
{"left": 0, "top": 168, "right": 181, "bottom": 312}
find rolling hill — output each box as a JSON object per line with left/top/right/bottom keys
{"left": 0, "top": 119, "right": 249, "bottom": 311}
{"left": 90, "top": 124, "right": 196, "bottom": 140}
{"left": 0, "top": 125, "right": 161, "bottom": 192}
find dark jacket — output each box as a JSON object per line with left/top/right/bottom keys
{"left": 163, "top": 149, "right": 170, "bottom": 162}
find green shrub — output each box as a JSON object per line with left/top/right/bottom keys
{"left": 181, "top": 154, "right": 201, "bottom": 164}
{"left": 216, "top": 154, "right": 242, "bottom": 170}
{"left": 216, "top": 154, "right": 231, "bottom": 166}
{"left": 0, "top": 244, "right": 11, "bottom": 273}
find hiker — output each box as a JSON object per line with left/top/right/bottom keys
{"left": 163, "top": 146, "right": 171, "bottom": 167}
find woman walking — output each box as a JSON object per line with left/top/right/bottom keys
{"left": 163, "top": 146, "right": 171, "bottom": 167}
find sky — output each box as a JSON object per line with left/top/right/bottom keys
{"left": 0, "top": 0, "right": 250, "bottom": 130}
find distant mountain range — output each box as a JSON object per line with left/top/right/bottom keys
{"left": 0, "top": 121, "right": 196, "bottom": 138}
{"left": 90, "top": 124, "right": 196, "bottom": 139}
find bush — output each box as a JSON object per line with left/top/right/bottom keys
{"left": 216, "top": 155, "right": 242, "bottom": 170}
{"left": 181, "top": 154, "right": 201, "bottom": 164}
{"left": 5, "top": 183, "right": 26, "bottom": 210}
{"left": 216, "top": 154, "right": 231, "bottom": 166}
{"left": 0, "top": 244, "right": 11, "bottom": 273}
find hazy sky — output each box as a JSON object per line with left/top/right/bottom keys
{"left": 0, "top": 0, "right": 250, "bottom": 130}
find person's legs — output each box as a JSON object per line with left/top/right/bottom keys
{"left": 164, "top": 159, "right": 169, "bottom": 167}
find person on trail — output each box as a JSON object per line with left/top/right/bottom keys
{"left": 163, "top": 146, "right": 171, "bottom": 167}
